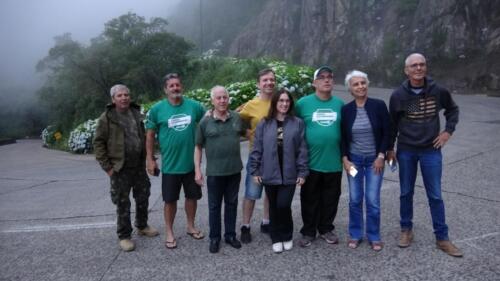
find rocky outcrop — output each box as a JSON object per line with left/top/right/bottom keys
{"left": 228, "top": 0, "right": 500, "bottom": 92}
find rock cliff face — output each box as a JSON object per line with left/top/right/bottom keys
{"left": 228, "top": 0, "right": 500, "bottom": 92}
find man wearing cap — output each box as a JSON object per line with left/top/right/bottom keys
{"left": 146, "top": 73, "right": 206, "bottom": 249}
{"left": 94, "top": 84, "right": 159, "bottom": 252}
{"left": 295, "top": 66, "right": 344, "bottom": 247}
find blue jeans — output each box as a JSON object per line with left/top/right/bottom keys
{"left": 244, "top": 158, "right": 264, "bottom": 200}
{"left": 397, "top": 149, "right": 449, "bottom": 240}
{"left": 206, "top": 173, "right": 241, "bottom": 241}
{"left": 347, "top": 153, "right": 383, "bottom": 242}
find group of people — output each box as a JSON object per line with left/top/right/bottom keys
{"left": 93, "top": 53, "right": 463, "bottom": 258}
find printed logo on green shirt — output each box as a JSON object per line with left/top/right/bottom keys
{"left": 168, "top": 114, "right": 192, "bottom": 131}
{"left": 312, "top": 109, "right": 337, "bottom": 126}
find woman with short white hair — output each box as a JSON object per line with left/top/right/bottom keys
{"left": 341, "top": 70, "right": 391, "bottom": 251}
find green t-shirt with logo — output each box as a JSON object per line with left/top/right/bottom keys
{"left": 146, "top": 98, "right": 205, "bottom": 174}
{"left": 296, "top": 93, "right": 344, "bottom": 172}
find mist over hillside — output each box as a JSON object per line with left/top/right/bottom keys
{"left": 1, "top": 0, "right": 499, "bottom": 139}
{"left": 0, "top": 0, "right": 177, "bottom": 139}
{"left": 168, "top": 0, "right": 500, "bottom": 93}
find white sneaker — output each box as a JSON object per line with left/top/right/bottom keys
{"left": 272, "top": 242, "right": 283, "bottom": 253}
{"left": 283, "top": 240, "right": 293, "bottom": 251}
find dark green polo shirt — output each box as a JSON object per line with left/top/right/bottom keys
{"left": 195, "top": 111, "right": 247, "bottom": 176}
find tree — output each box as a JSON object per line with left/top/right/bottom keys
{"left": 37, "top": 13, "right": 193, "bottom": 132}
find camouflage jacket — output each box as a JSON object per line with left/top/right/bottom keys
{"left": 93, "top": 103, "right": 146, "bottom": 172}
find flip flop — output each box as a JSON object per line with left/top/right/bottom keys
{"left": 186, "top": 230, "right": 205, "bottom": 240}
{"left": 165, "top": 239, "right": 177, "bottom": 249}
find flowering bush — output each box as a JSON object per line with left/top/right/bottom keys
{"left": 269, "top": 61, "right": 315, "bottom": 98}
{"left": 172, "top": 81, "right": 257, "bottom": 110}
{"left": 180, "top": 60, "right": 314, "bottom": 109}
{"left": 226, "top": 81, "right": 258, "bottom": 109}
{"left": 67, "top": 119, "right": 98, "bottom": 154}
{"left": 44, "top": 59, "right": 316, "bottom": 154}
{"left": 41, "top": 125, "right": 62, "bottom": 147}
{"left": 184, "top": 88, "right": 212, "bottom": 108}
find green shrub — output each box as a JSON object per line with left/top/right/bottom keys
{"left": 46, "top": 58, "right": 316, "bottom": 154}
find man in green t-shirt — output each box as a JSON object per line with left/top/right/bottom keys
{"left": 194, "top": 86, "right": 247, "bottom": 253}
{"left": 146, "top": 73, "right": 206, "bottom": 249}
{"left": 295, "top": 66, "right": 345, "bottom": 247}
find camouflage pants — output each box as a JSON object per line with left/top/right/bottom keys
{"left": 110, "top": 167, "right": 151, "bottom": 239}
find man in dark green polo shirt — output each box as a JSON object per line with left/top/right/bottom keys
{"left": 194, "top": 85, "right": 247, "bottom": 253}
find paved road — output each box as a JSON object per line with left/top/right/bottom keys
{"left": 1, "top": 87, "right": 499, "bottom": 281}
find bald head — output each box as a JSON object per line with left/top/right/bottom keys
{"left": 404, "top": 53, "right": 427, "bottom": 87}
{"left": 405, "top": 53, "right": 426, "bottom": 67}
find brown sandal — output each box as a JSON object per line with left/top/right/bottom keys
{"left": 348, "top": 239, "right": 360, "bottom": 249}
{"left": 186, "top": 230, "right": 205, "bottom": 240}
{"left": 370, "top": 241, "right": 383, "bottom": 252}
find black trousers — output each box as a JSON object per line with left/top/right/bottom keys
{"left": 265, "top": 184, "right": 296, "bottom": 243}
{"left": 300, "top": 170, "right": 342, "bottom": 237}
{"left": 206, "top": 173, "right": 241, "bottom": 241}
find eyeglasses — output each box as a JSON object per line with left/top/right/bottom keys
{"left": 316, "top": 75, "right": 334, "bottom": 81}
{"left": 278, "top": 98, "right": 291, "bottom": 103}
{"left": 408, "top": 63, "right": 426, "bottom": 69}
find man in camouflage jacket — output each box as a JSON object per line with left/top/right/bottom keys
{"left": 94, "top": 84, "right": 159, "bottom": 252}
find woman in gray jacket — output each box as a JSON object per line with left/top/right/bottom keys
{"left": 249, "top": 89, "right": 309, "bottom": 253}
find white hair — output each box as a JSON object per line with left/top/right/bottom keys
{"left": 110, "top": 84, "right": 130, "bottom": 97}
{"left": 404, "top": 53, "right": 426, "bottom": 67}
{"left": 210, "top": 85, "right": 228, "bottom": 99}
{"left": 344, "top": 70, "right": 369, "bottom": 89}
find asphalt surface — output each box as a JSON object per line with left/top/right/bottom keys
{"left": 1, "top": 86, "right": 499, "bottom": 281}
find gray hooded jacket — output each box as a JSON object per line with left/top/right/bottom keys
{"left": 249, "top": 116, "right": 308, "bottom": 185}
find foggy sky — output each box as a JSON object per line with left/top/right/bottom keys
{"left": 0, "top": 0, "right": 180, "bottom": 96}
